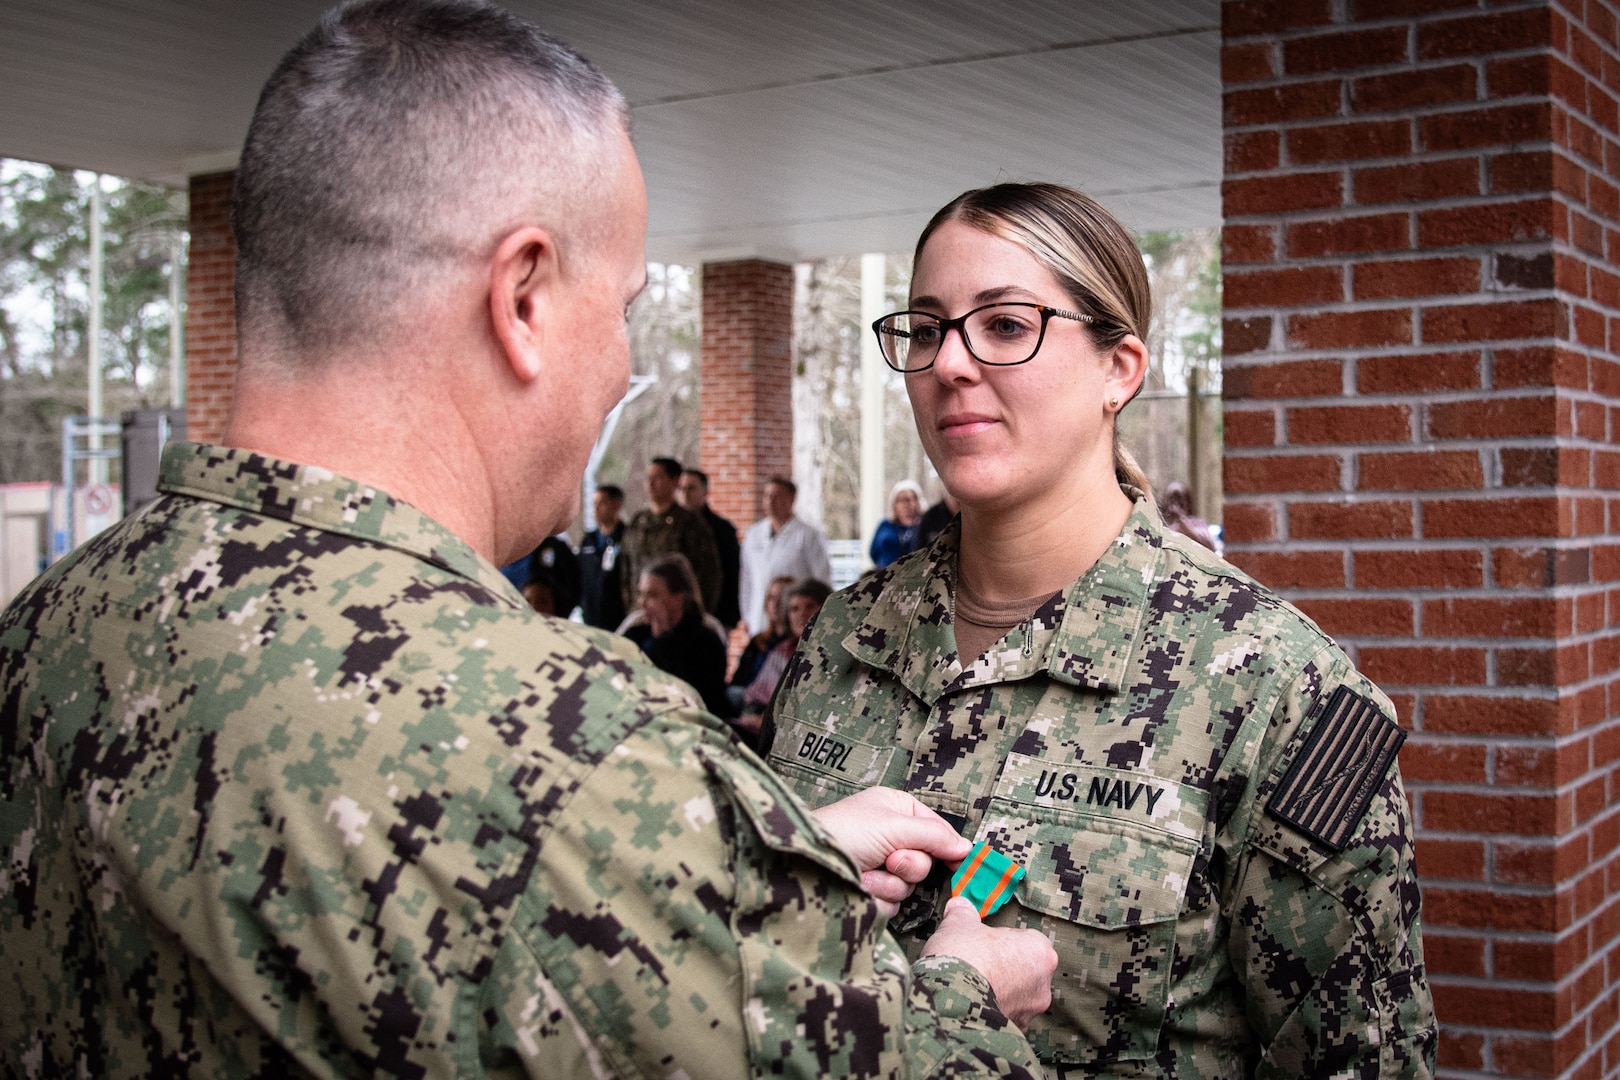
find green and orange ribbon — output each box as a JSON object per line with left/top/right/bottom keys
{"left": 949, "top": 841, "right": 1026, "bottom": 918}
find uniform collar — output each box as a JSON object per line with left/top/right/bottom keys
{"left": 842, "top": 491, "right": 1165, "bottom": 706}
{"left": 158, "top": 441, "right": 526, "bottom": 607}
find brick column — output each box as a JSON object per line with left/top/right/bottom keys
{"left": 698, "top": 259, "right": 795, "bottom": 527}
{"left": 185, "top": 171, "right": 238, "bottom": 445}
{"left": 1223, "top": 2, "right": 1620, "bottom": 1077}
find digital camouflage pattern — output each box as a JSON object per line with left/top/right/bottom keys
{"left": 0, "top": 442, "right": 1042, "bottom": 1080}
{"left": 764, "top": 496, "right": 1437, "bottom": 1079}
{"left": 618, "top": 503, "right": 722, "bottom": 617}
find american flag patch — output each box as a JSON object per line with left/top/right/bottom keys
{"left": 1266, "top": 686, "right": 1406, "bottom": 852}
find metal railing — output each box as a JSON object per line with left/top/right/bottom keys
{"left": 55, "top": 416, "right": 122, "bottom": 561}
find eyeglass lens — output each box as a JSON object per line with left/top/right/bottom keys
{"left": 876, "top": 304, "right": 1048, "bottom": 371}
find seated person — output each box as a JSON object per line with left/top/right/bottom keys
{"left": 503, "top": 533, "right": 581, "bottom": 615}
{"left": 870, "top": 480, "right": 924, "bottom": 567}
{"left": 736, "top": 578, "right": 833, "bottom": 741}
{"left": 623, "top": 553, "right": 730, "bottom": 718}
{"left": 1159, "top": 480, "right": 1219, "bottom": 553}
{"left": 727, "top": 573, "right": 796, "bottom": 715}
{"left": 521, "top": 577, "right": 556, "bottom": 615}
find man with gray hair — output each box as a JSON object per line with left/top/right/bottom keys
{"left": 0, "top": 2, "right": 1055, "bottom": 1077}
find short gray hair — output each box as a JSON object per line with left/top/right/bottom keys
{"left": 233, "top": 0, "right": 628, "bottom": 364}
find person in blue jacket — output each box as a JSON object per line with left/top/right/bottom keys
{"left": 870, "top": 480, "right": 925, "bottom": 568}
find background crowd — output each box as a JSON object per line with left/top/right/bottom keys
{"left": 502, "top": 457, "right": 971, "bottom": 738}
{"left": 504, "top": 455, "right": 1219, "bottom": 745}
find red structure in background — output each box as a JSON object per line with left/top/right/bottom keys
{"left": 186, "top": 171, "right": 237, "bottom": 446}
{"left": 1224, "top": 2, "right": 1620, "bottom": 1076}
{"left": 697, "top": 259, "right": 795, "bottom": 531}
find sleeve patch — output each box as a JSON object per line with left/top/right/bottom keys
{"left": 1266, "top": 686, "right": 1406, "bottom": 853}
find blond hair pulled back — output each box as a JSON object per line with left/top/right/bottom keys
{"left": 914, "top": 183, "right": 1152, "bottom": 496}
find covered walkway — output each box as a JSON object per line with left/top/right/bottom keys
{"left": 4, "top": 2, "right": 1619, "bottom": 1076}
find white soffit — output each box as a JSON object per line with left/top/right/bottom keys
{"left": 0, "top": 0, "right": 1220, "bottom": 264}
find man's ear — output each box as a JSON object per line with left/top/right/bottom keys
{"left": 489, "top": 226, "right": 561, "bottom": 384}
{"left": 1105, "top": 333, "right": 1150, "bottom": 410}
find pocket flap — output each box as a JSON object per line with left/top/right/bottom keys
{"left": 979, "top": 807, "right": 1197, "bottom": 930}
{"left": 697, "top": 743, "right": 863, "bottom": 888}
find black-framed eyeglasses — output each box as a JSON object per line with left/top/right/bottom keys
{"left": 871, "top": 302, "right": 1093, "bottom": 373}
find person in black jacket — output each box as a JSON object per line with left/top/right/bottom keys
{"left": 677, "top": 468, "right": 742, "bottom": 631}
{"left": 623, "top": 552, "right": 730, "bottom": 718}
{"left": 578, "top": 483, "right": 626, "bottom": 629}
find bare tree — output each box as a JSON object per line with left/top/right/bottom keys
{"left": 0, "top": 163, "right": 186, "bottom": 485}
{"left": 594, "top": 262, "right": 701, "bottom": 516}
{"left": 790, "top": 254, "right": 934, "bottom": 540}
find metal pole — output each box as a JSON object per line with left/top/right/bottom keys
{"left": 169, "top": 232, "right": 184, "bottom": 410}
{"left": 1187, "top": 367, "right": 1203, "bottom": 516}
{"left": 858, "top": 253, "right": 886, "bottom": 559}
{"left": 87, "top": 176, "right": 106, "bottom": 485}
{"left": 59, "top": 419, "right": 75, "bottom": 560}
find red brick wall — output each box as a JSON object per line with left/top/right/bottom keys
{"left": 1224, "top": 2, "right": 1620, "bottom": 1076}
{"left": 185, "top": 171, "right": 237, "bottom": 445}
{"left": 698, "top": 259, "right": 795, "bottom": 528}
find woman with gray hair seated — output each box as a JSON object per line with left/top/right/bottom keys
{"left": 869, "top": 480, "right": 925, "bottom": 568}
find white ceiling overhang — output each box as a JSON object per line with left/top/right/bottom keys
{"left": 0, "top": 0, "right": 1221, "bottom": 263}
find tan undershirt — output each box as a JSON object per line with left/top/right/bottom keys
{"left": 953, "top": 576, "right": 1060, "bottom": 667}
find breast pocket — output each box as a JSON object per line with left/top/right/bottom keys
{"left": 976, "top": 766, "right": 1203, "bottom": 1066}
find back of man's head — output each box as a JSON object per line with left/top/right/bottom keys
{"left": 233, "top": 0, "right": 627, "bottom": 366}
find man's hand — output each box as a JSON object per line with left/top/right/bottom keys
{"left": 921, "top": 897, "right": 1057, "bottom": 1030}
{"left": 812, "top": 787, "right": 971, "bottom": 916}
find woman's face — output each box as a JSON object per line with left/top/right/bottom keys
{"left": 638, "top": 573, "right": 686, "bottom": 637}
{"left": 905, "top": 220, "right": 1117, "bottom": 515}
{"left": 763, "top": 581, "right": 787, "bottom": 631}
{"left": 787, "top": 595, "right": 822, "bottom": 638}
{"left": 892, "top": 489, "right": 920, "bottom": 525}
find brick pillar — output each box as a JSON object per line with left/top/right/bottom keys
{"left": 1223, "top": 2, "right": 1620, "bottom": 1076}
{"left": 185, "top": 171, "right": 238, "bottom": 445}
{"left": 698, "top": 259, "right": 795, "bottom": 527}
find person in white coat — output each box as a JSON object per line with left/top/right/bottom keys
{"left": 739, "top": 475, "right": 832, "bottom": 635}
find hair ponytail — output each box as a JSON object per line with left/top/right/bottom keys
{"left": 1113, "top": 438, "right": 1151, "bottom": 498}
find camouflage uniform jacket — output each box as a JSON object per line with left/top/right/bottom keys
{"left": 0, "top": 442, "right": 1043, "bottom": 1080}
{"left": 618, "top": 503, "right": 723, "bottom": 617}
{"left": 763, "top": 497, "right": 1437, "bottom": 1079}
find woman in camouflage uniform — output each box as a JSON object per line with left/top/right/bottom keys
{"left": 761, "top": 184, "right": 1437, "bottom": 1078}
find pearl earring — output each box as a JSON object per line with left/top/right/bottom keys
{"left": 1108, "top": 397, "right": 1120, "bottom": 409}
